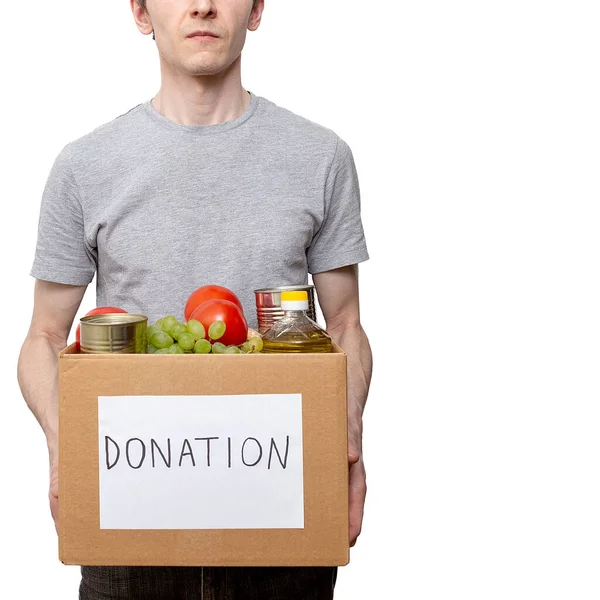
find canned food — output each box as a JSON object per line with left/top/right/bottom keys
{"left": 80, "top": 314, "right": 148, "bottom": 354}
{"left": 254, "top": 286, "right": 317, "bottom": 334}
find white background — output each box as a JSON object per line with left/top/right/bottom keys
{"left": 1, "top": 1, "right": 599, "bottom": 598}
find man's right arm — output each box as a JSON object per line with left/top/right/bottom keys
{"left": 17, "top": 279, "right": 87, "bottom": 530}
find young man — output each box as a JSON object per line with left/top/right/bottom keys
{"left": 18, "top": 1, "right": 372, "bottom": 598}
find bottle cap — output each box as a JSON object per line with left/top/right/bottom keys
{"left": 281, "top": 290, "right": 309, "bottom": 311}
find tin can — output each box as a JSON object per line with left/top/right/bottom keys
{"left": 254, "top": 285, "right": 317, "bottom": 334}
{"left": 79, "top": 314, "right": 148, "bottom": 354}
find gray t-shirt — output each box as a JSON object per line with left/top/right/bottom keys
{"left": 30, "top": 92, "right": 369, "bottom": 328}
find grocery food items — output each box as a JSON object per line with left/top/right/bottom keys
{"left": 75, "top": 306, "right": 127, "bottom": 350}
{"left": 79, "top": 314, "right": 147, "bottom": 354}
{"left": 189, "top": 299, "right": 248, "bottom": 347}
{"left": 184, "top": 285, "right": 244, "bottom": 322}
{"left": 146, "top": 316, "right": 261, "bottom": 355}
{"left": 254, "top": 285, "right": 317, "bottom": 334}
{"left": 261, "top": 291, "right": 332, "bottom": 354}
{"left": 78, "top": 284, "right": 258, "bottom": 355}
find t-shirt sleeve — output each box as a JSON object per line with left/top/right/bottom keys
{"left": 30, "top": 145, "right": 97, "bottom": 286}
{"left": 306, "top": 137, "right": 370, "bottom": 275}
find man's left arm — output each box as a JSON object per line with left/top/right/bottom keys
{"left": 313, "top": 264, "right": 373, "bottom": 547}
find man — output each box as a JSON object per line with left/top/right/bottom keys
{"left": 18, "top": 0, "right": 372, "bottom": 598}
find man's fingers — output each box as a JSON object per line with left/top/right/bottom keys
{"left": 49, "top": 489, "right": 59, "bottom": 533}
{"left": 348, "top": 436, "right": 362, "bottom": 465}
{"left": 348, "top": 460, "right": 367, "bottom": 547}
{"left": 49, "top": 467, "right": 59, "bottom": 533}
{"left": 348, "top": 432, "right": 361, "bottom": 457}
{"left": 348, "top": 450, "right": 361, "bottom": 465}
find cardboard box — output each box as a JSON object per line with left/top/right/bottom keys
{"left": 58, "top": 343, "right": 349, "bottom": 566}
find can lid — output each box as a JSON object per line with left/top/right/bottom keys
{"left": 254, "top": 285, "right": 314, "bottom": 294}
{"left": 80, "top": 314, "right": 148, "bottom": 326}
{"left": 281, "top": 291, "right": 309, "bottom": 310}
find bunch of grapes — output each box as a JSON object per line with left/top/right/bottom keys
{"left": 146, "top": 316, "right": 263, "bottom": 355}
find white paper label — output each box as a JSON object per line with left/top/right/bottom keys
{"left": 98, "top": 394, "right": 304, "bottom": 530}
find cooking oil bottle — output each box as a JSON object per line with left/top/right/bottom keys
{"left": 261, "top": 291, "right": 333, "bottom": 353}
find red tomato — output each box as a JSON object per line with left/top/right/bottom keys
{"left": 190, "top": 299, "right": 248, "bottom": 346}
{"left": 184, "top": 285, "right": 244, "bottom": 323}
{"left": 75, "top": 306, "right": 127, "bottom": 350}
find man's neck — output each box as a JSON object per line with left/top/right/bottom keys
{"left": 152, "top": 56, "right": 250, "bottom": 126}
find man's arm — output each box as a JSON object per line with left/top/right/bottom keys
{"left": 313, "top": 264, "right": 373, "bottom": 546}
{"left": 17, "top": 280, "right": 87, "bottom": 531}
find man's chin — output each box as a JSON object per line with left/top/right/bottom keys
{"left": 183, "top": 57, "right": 228, "bottom": 77}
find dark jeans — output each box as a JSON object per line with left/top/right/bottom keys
{"left": 79, "top": 566, "right": 338, "bottom": 600}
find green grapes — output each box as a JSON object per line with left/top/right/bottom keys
{"left": 211, "top": 342, "right": 227, "bottom": 354}
{"left": 146, "top": 324, "right": 162, "bottom": 339}
{"left": 193, "top": 339, "right": 212, "bottom": 354}
{"left": 167, "top": 344, "right": 185, "bottom": 354}
{"left": 150, "top": 331, "right": 174, "bottom": 349}
{"left": 247, "top": 337, "right": 264, "bottom": 353}
{"left": 169, "top": 322, "right": 187, "bottom": 340}
{"left": 178, "top": 332, "right": 195, "bottom": 351}
{"left": 208, "top": 320, "right": 226, "bottom": 341}
{"left": 186, "top": 320, "right": 206, "bottom": 340}
{"left": 162, "top": 316, "right": 178, "bottom": 332}
{"left": 147, "top": 315, "right": 258, "bottom": 356}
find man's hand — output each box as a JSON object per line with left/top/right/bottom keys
{"left": 49, "top": 458, "right": 58, "bottom": 534}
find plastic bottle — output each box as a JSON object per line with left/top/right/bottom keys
{"left": 261, "top": 291, "right": 333, "bottom": 353}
